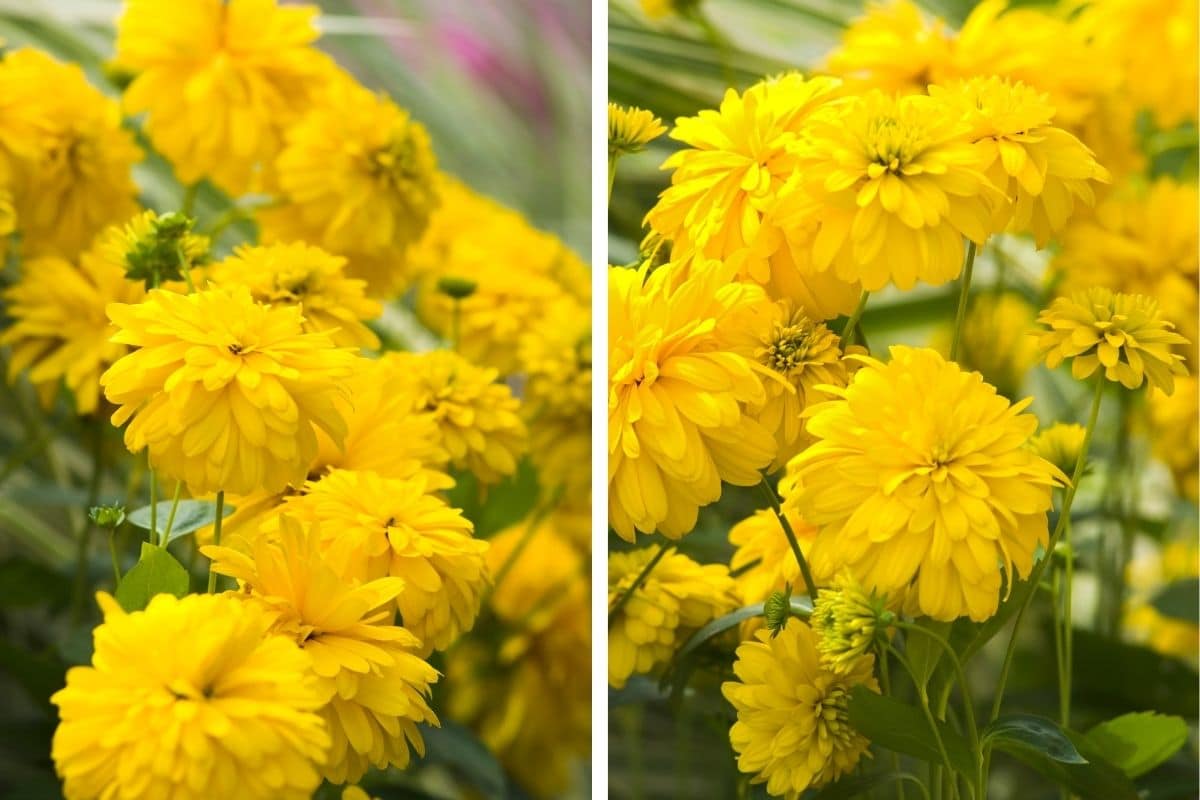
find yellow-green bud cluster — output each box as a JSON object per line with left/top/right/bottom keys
{"left": 810, "top": 582, "right": 892, "bottom": 674}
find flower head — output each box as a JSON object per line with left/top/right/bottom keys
{"left": 51, "top": 592, "right": 328, "bottom": 800}
{"left": 608, "top": 546, "right": 738, "bottom": 688}
{"left": 100, "top": 286, "right": 358, "bottom": 496}
{"left": 609, "top": 102, "right": 666, "bottom": 157}
{"left": 210, "top": 242, "right": 381, "bottom": 349}
{"left": 722, "top": 618, "right": 878, "bottom": 795}
{"left": 609, "top": 263, "right": 776, "bottom": 541}
{"left": 104, "top": 209, "right": 210, "bottom": 289}
{"left": 1037, "top": 289, "right": 1189, "bottom": 392}
{"left": 116, "top": 0, "right": 334, "bottom": 194}
{"left": 810, "top": 578, "right": 893, "bottom": 674}
{"left": 787, "top": 346, "right": 1067, "bottom": 621}
{"left": 825, "top": 0, "right": 952, "bottom": 93}
{"left": 1028, "top": 423, "right": 1088, "bottom": 478}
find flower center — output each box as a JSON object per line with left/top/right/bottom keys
{"left": 227, "top": 343, "right": 244, "bottom": 356}
{"left": 813, "top": 686, "right": 857, "bottom": 749}
{"left": 864, "top": 115, "right": 923, "bottom": 173}
{"left": 370, "top": 134, "right": 420, "bottom": 193}
{"left": 764, "top": 317, "right": 820, "bottom": 374}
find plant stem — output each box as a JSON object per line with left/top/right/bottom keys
{"left": 1052, "top": 565, "right": 1066, "bottom": 723}
{"left": 757, "top": 475, "right": 819, "bottom": 600}
{"left": 608, "top": 540, "right": 670, "bottom": 628}
{"left": 949, "top": 240, "right": 979, "bottom": 361}
{"left": 890, "top": 644, "right": 959, "bottom": 793}
{"left": 147, "top": 455, "right": 157, "bottom": 544}
{"left": 488, "top": 488, "right": 563, "bottom": 597}
{"left": 108, "top": 533, "right": 122, "bottom": 586}
{"left": 990, "top": 377, "right": 1104, "bottom": 722}
{"left": 841, "top": 290, "right": 871, "bottom": 345}
{"left": 878, "top": 645, "right": 908, "bottom": 800}
{"left": 181, "top": 183, "right": 198, "bottom": 217}
{"left": 69, "top": 422, "right": 105, "bottom": 623}
{"left": 608, "top": 156, "right": 619, "bottom": 206}
{"left": 206, "top": 491, "right": 224, "bottom": 593}
{"left": 161, "top": 482, "right": 183, "bottom": 547}
{"left": 1062, "top": 515, "right": 1074, "bottom": 728}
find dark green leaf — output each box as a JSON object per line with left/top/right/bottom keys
{"left": 1071, "top": 629, "right": 1198, "bottom": 717}
{"left": 1149, "top": 578, "right": 1199, "bottom": 624}
{"left": 985, "top": 717, "right": 1139, "bottom": 799}
{"left": 126, "top": 499, "right": 233, "bottom": 543}
{"left": 445, "top": 458, "right": 540, "bottom": 539}
{"left": 846, "top": 685, "right": 976, "bottom": 778}
{"left": 905, "top": 619, "right": 952, "bottom": 691}
{"left": 1084, "top": 712, "right": 1189, "bottom": 778}
{"left": 808, "top": 770, "right": 927, "bottom": 799}
{"left": 0, "top": 557, "right": 71, "bottom": 610}
{"left": 983, "top": 714, "right": 1087, "bottom": 764}
{"left": 419, "top": 721, "right": 506, "bottom": 798}
{"left": 114, "top": 543, "right": 189, "bottom": 611}
{"left": 673, "top": 597, "right": 812, "bottom": 664}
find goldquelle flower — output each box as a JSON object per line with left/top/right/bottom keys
{"left": 51, "top": 592, "right": 328, "bottom": 800}
{"left": 102, "top": 210, "right": 210, "bottom": 289}
{"left": 385, "top": 350, "right": 527, "bottom": 485}
{"left": 209, "top": 242, "right": 382, "bottom": 349}
{"left": 100, "top": 286, "right": 358, "bottom": 496}
{"left": 609, "top": 263, "right": 776, "bottom": 540}
{"left": 825, "top": 0, "right": 952, "bottom": 93}
{"left": 280, "top": 468, "right": 488, "bottom": 655}
{"left": 810, "top": 577, "right": 892, "bottom": 674}
{"left": 1037, "top": 288, "right": 1190, "bottom": 392}
{"left": 115, "top": 0, "right": 333, "bottom": 194}
{"left": 608, "top": 546, "right": 738, "bottom": 688}
{"left": 1028, "top": 423, "right": 1088, "bottom": 478}
{"left": 722, "top": 618, "right": 878, "bottom": 796}
{"left": 787, "top": 345, "right": 1067, "bottom": 621}
{"left": 205, "top": 517, "right": 439, "bottom": 784}
{"left": 609, "top": 102, "right": 667, "bottom": 157}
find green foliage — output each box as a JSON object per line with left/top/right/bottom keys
{"left": 114, "top": 543, "right": 190, "bottom": 612}
{"left": 126, "top": 499, "right": 233, "bottom": 544}
{"left": 983, "top": 715, "right": 1138, "bottom": 799}
{"left": 418, "top": 721, "right": 508, "bottom": 798}
{"left": 1083, "top": 712, "right": 1190, "bottom": 779}
{"left": 846, "top": 685, "right": 976, "bottom": 779}
{"left": 446, "top": 458, "right": 541, "bottom": 539}
{"left": 1149, "top": 578, "right": 1200, "bottom": 623}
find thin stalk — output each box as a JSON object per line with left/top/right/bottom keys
{"left": 1052, "top": 566, "right": 1066, "bottom": 725}
{"left": 991, "top": 377, "right": 1104, "bottom": 722}
{"left": 841, "top": 290, "right": 871, "bottom": 345}
{"left": 878, "top": 645, "right": 907, "bottom": 800}
{"left": 949, "top": 240, "right": 979, "bottom": 361}
{"left": 608, "top": 156, "right": 619, "bottom": 205}
{"left": 757, "top": 476, "right": 819, "bottom": 600}
{"left": 206, "top": 491, "right": 225, "bottom": 593}
{"left": 69, "top": 422, "right": 105, "bottom": 623}
{"left": 487, "top": 488, "right": 563, "bottom": 597}
{"left": 890, "top": 643, "right": 958, "bottom": 794}
{"left": 608, "top": 540, "right": 670, "bottom": 627}
{"left": 108, "top": 533, "right": 121, "bottom": 586}
{"left": 161, "top": 482, "right": 183, "bottom": 547}
{"left": 148, "top": 454, "right": 157, "bottom": 544}
{"left": 180, "top": 183, "right": 198, "bottom": 217}
{"left": 1062, "top": 515, "right": 1075, "bottom": 728}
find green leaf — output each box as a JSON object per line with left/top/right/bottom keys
{"left": 846, "top": 685, "right": 976, "bottom": 779}
{"left": 126, "top": 499, "right": 233, "bottom": 543}
{"left": 983, "top": 715, "right": 1139, "bottom": 799}
{"left": 905, "top": 619, "right": 952, "bottom": 691}
{"left": 809, "top": 770, "right": 928, "bottom": 799}
{"left": 114, "top": 543, "right": 190, "bottom": 611}
{"left": 673, "top": 597, "right": 812, "bottom": 663}
{"left": 1084, "top": 712, "right": 1189, "bottom": 778}
{"left": 419, "top": 721, "right": 506, "bottom": 798}
{"left": 1070, "top": 629, "right": 1198, "bottom": 717}
{"left": 1149, "top": 578, "right": 1200, "bottom": 624}
{"left": 983, "top": 714, "right": 1087, "bottom": 764}
{"left": 445, "top": 458, "right": 540, "bottom": 539}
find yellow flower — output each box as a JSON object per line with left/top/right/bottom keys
{"left": 930, "top": 77, "right": 1109, "bottom": 245}
{"left": 0, "top": 47, "right": 56, "bottom": 166}
{"left": 1, "top": 244, "right": 145, "bottom": 414}
{"left": 608, "top": 546, "right": 738, "bottom": 688}
{"left": 342, "top": 788, "right": 379, "bottom": 800}
{"left": 1148, "top": 376, "right": 1199, "bottom": 501}
{"left": 100, "top": 286, "right": 358, "bottom": 496}
{"left": 933, "top": 291, "right": 1039, "bottom": 399}
{"left": 608, "top": 102, "right": 666, "bottom": 157}
{"left": 205, "top": 517, "right": 439, "bottom": 784}
{"left": 1029, "top": 423, "right": 1088, "bottom": 478}
{"left": 788, "top": 345, "right": 1067, "bottom": 621}
{"left": 5, "top": 48, "right": 140, "bottom": 258}
{"left": 825, "top": 0, "right": 952, "bottom": 93}
{"left": 209, "top": 242, "right": 382, "bottom": 349}
{"left": 1124, "top": 538, "right": 1200, "bottom": 663}
{"left": 115, "top": 0, "right": 333, "bottom": 195}
{"left": 1037, "top": 288, "right": 1190, "bottom": 392}
{"left": 639, "top": 0, "right": 694, "bottom": 18}
{"left": 722, "top": 618, "right": 878, "bottom": 796}
{"left": 280, "top": 469, "right": 488, "bottom": 655}
{"left": 51, "top": 592, "right": 328, "bottom": 800}
{"left": 446, "top": 520, "right": 591, "bottom": 797}
{"left": 100, "top": 209, "right": 210, "bottom": 289}
{"left": 810, "top": 578, "right": 893, "bottom": 674}
{"left": 385, "top": 350, "right": 527, "bottom": 485}
{"left": 789, "top": 90, "right": 999, "bottom": 292}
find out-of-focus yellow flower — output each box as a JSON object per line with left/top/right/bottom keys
{"left": 447, "top": 520, "right": 590, "bottom": 798}
{"left": 341, "top": 788, "right": 379, "bottom": 800}
{"left": 205, "top": 517, "right": 438, "bottom": 784}
{"left": 930, "top": 77, "right": 1109, "bottom": 246}
{"left": 280, "top": 468, "right": 488, "bottom": 655}
{"left": 51, "top": 593, "right": 328, "bottom": 800}
{"left": 609, "top": 102, "right": 666, "bottom": 157}
{"left": 722, "top": 618, "right": 878, "bottom": 796}
{"left": 640, "top": 0, "right": 695, "bottom": 18}
{"left": 1029, "top": 423, "right": 1088, "bottom": 478}
{"left": 1037, "top": 288, "right": 1190, "bottom": 393}
{"left": 116, "top": 0, "right": 333, "bottom": 195}
{"left": 4, "top": 49, "right": 140, "bottom": 258}
{"left": 788, "top": 346, "right": 1066, "bottom": 621}
{"left": 209, "top": 242, "right": 381, "bottom": 349}
{"left": 1125, "top": 538, "right": 1200, "bottom": 663}
{"left": 0, "top": 48, "right": 56, "bottom": 167}
{"left": 385, "top": 350, "right": 527, "bottom": 485}
{"left": 825, "top": 0, "right": 952, "bottom": 93}
{"left": 608, "top": 546, "right": 738, "bottom": 688}
{"left": 608, "top": 263, "right": 776, "bottom": 541}
{"left": 1148, "top": 376, "right": 1199, "bottom": 501}
{"left": 100, "top": 286, "right": 358, "bottom": 496}
{"left": 933, "top": 291, "right": 1039, "bottom": 399}
{"left": 788, "top": 90, "right": 999, "bottom": 292}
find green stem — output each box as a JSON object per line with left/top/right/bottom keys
{"left": 688, "top": 8, "right": 734, "bottom": 87}
{"left": 1062, "top": 515, "right": 1074, "bottom": 729}
{"left": 890, "top": 643, "right": 958, "bottom": 793}
{"left": 949, "top": 240, "right": 979, "bottom": 362}
{"left": 147, "top": 455, "right": 157, "bottom": 545}
{"left": 991, "top": 377, "right": 1104, "bottom": 723}
{"left": 878, "top": 645, "right": 908, "bottom": 800}
{"left": 757, "top": 475, "right": 819, "bottom": 600}
{"left": 608, "top": 156, "right": 619, "bottom": 206}
{"left": 608, "top": 540, "right": 670, "bottom": 628}
{"left": 69, "top": 422, "right": 105, "bottom": 623}
{"left": 487, "top": 488, "right": 563, "bottom": 598}
{"left": 108, "top": 533, "right": 121, "bottom": 586}
{"left": 206, "top": 491, "right": 225, "bottom": 593}
{"left": 180, "top": 183, "right": 198, "bottom": 217}
{"left": 161, "top": 482, "right": 183, "bottom": 547}
{"left": 1053, "top": 565, "right": 1066, "bottom": 725}
{"left": 841, "top": 290, "right": 871, "bottom": 345}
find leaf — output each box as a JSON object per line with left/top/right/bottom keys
{"left": 809, "top": 770, "right": 927, "bottom": 799}
{"left": 419, "top": 721, "right": 506, "bottom": 798}
{"left": 983, "top": 714, "right": 1087, "bottom": 764}
{"left": 983, "top": 715, "right": 1138, "bottom": 799}
{"left": 1084, "top": 712, "right": 1189, "bottom": 778}
{"left": 673, "top": 597, "right": 812, "bottom": 663}
{"left": 1149, "top": 578, "right": 1200, "bottom": 624}
{"left": 114, "top": 543, "right": 190, "bottom": 612}
{"left": 905, "top": 619, "right": 952, "bottom": 691}
{"left": 126, "top": 499, "right": 234, "bottom": 543}
{"left": 1070, "top": 628, "right": 1198, "bottom": 718}
{"left": 846, "top": 685, "right": 976, "bottom": 779}
{"left": 445, "top": 458, "right": 540, "bottom": 539}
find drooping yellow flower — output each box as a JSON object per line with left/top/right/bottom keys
{"left": 930, "top": 77, "right": 1109, "bottom": 245}
{"left": 209, "top": 242, "right": 382, "bottom": 349}
{"left": 1028, "top": 423, "right": 1088, "bottom": 478}
{"left": 1, "top": 245, "right": 144, "bottom": 414}
{"left": 446, "top": 520, "right": 591, "bottom": 797}
{"left": 789, "top": 90, "right": 999, "bottom": 291}
{"left": 1148, "top": 376, "right": 1199, "bottom": 501}
{"left": 205, "top": 517, "right": 439, "bottom": 784}
{"left": 608, "top": 263, "right": 777, "bottom": 541}
{"left": 384, "top": 350, "right": 527, "bottom": 485}
{"left": 100, "top": 286, "right": 358, "bottom": 496}
{"left": 1124, "top": 538, "right": 1200, "bottom": 663}
{"left": 932, "top": 291, "right": 1040, "bottom": 400}
{"left": 1037, "top": 289, "right": 1190, "bottom": 393}
{"left": 51, "top": 592, "right": 328, "bottom": 800}
{"left": 722, "top": 618, "right": 878, "bottom": 796}
{"left": 99, "top": 209, "right": 211, "bottom": 289}
{"left": 115, "top": 0, "right": 334, "bottom": 195}
{"left": 279, "top": 469, "right": 488, "bottom": 655}
{"left": 5, "top": 48, "right": 140, "bottom": 258}
{"left": 787, "top": 346, "right": 1067, "bottom": 621}
{"left": 609, "top": 102, "right": 666, "bottom": 157}
{"left": 609, "top": 546, "right": 738, "bottom": 688}
{"left": 810, "top": 577, "right": 893, "bottom": 675}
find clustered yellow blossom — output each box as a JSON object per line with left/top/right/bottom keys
{"left": 609, "top": 102, "right": 667, "bottom": 157}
